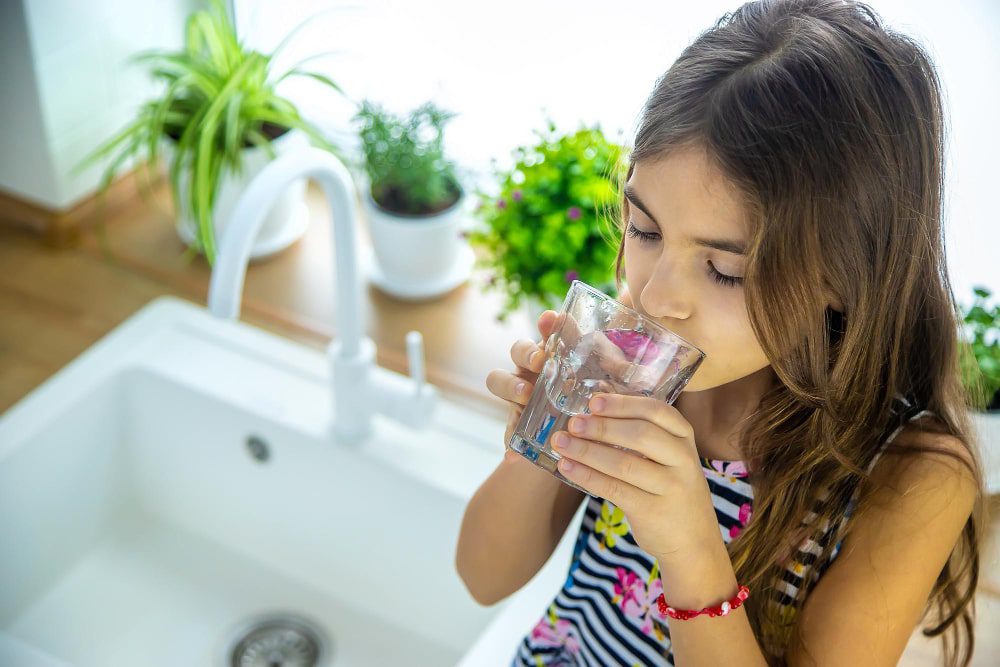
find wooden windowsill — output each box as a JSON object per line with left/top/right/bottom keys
{"left": 1, "top": 174, "right": 542, "bottom": 422}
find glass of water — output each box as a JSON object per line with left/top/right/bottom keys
{"left": 508, "top": 280, "right": 706, "bottom": 493}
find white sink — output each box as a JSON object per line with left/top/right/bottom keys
{"left": 0, "top": 296, "right": 528, "bottom": 667}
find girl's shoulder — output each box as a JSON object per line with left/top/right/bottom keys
{"left": 874, "top": 422, "right": 977, "bottom": 492}
{"left": 841, "top": 415, "right": 978, "bottom": 561}
{"left": 825, "top": 396, "right": 977, "bottom": 556}
{"left": 784, "top": 420, "right": 979, "bottom": 666}
{"left": 882, "top": 392, "right": 976, "bottom": 482}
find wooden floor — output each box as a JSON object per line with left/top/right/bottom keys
{"left": 1, "top": 179, "right": 998, "bottom": 664}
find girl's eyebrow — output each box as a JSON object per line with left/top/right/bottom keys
{"left": 624, "top": 184, "right": 747, "bottom": 256}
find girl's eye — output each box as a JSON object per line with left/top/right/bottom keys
{"left": 627, "top": 222, "right": 744, "bottom": 289}
{"left": 708, "top": 263, "right": 744, "bottom": 288}
{"left": 625, "top": 221, "right": 659, "bottom": 243}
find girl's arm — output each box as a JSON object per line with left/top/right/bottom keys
{"left": 781, "top": 430, "right": 978, "bottom": 665}
{"left": 457, "top": 313, "right": 586, "bottom": 606}
{"left": 456, "top": 454, "right": 584, "bottom": 605}
{"left": 663, "top": 429, "right": 977, "bottom": 666}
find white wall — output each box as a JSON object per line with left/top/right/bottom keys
{"left": 0, "top": 0, "right": 200, "bottom": 211}
{"left": 234, "top": 0, "right": 1000, "bottom": 304}
{"left": 0, "top": 0, "right": 59, "bottom": 207}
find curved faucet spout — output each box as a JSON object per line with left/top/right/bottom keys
{"left": 207, "top": 147, "right": 437, "bottom": 442}
{"left": 208, "top": 147, "right": 363, "bottom": 358}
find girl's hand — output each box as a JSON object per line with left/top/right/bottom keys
{"left": 550, "top": 392, "right": 723, "bottom": 565}
{"left": 486, "top": 310, "right": 561, "bottom": 464}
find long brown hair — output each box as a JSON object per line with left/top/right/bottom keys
{"left": 606, "top": 1, "right": 987, "bottom": 663}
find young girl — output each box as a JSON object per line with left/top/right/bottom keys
{"left": 457, "top": 0, "right": 989, "bottom": 665}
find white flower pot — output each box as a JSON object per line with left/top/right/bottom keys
{"left": 971, "top": 410, "right": 1000, "bottom": 495}
{"left": 361, "top": 181, "right": 474, "bottom": 300}
{"left": 166, "top": 128, "right": 311, "bottom": 261}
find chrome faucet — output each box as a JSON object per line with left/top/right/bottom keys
{"left": 207, "top": 146, "right": 437, "bottom": 442}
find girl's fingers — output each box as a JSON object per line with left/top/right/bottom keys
{"left": 555, "top": 456, "right": 643, "bottom": 509}
{"left": 537, "top": 309, "right": 560, "bottom": 339}
{"left": 495, "top": 314, "right": 561, "bottom": 459}
{"left": 486, "top": 369, "right": 533, "bottom": 405}
{"left": 552, "top": 432, "right": 665, "bottom": 495}
{"left": 503, "top": 406, "right": 522, "bottom": 449}
{"left": 511, "top": 338, "right": 545, "bottom": 374}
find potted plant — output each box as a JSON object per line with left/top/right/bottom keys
{"left": 467, "top": 119, "right": 627, "bottom": 323}
{"left": 353, "top": 99, "right": 472, "bottom": 300}
{"left": 960, "top": 285, "right": 1000, "bottom": 412}
{"left": 75, "top": 0, "right": 349, "bottom": 264}
{"left": 959, "top": 285, "right": 1000, "bottom": 500}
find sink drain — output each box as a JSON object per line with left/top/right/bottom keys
{"left": 228, "top": 613, "right": 329, "bottom": 667}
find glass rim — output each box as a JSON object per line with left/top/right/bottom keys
{"left": 567, "top": 280, "right": 707, "bottom": 359}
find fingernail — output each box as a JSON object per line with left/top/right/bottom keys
{"left": 569, "top": 417, "right": 586, "bottom": 434}
{"left": 591, "top": 396, "right": 606, "bottom": 412}
{"left": 530, "top": 350, "right": 540, "bottom": 365}
{"left": 516, "top": 382, "right": 526, "bottom": 395}
{"left": 553, "top": 432, "right": 569, "bottom": 449}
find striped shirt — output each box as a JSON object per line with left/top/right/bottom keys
{"left": 512, "top": 395, "right": 931, "bottom": 666}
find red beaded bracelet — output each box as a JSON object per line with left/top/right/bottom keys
{"left": 655, "top": 585, "right": 750, "bottom": 620}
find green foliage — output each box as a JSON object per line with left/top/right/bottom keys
{"left": 467, "top": 119, "right": 627, "bottom": 321}
{"left": 353, "top": 100, "right": 460, "bottom": 215}
{"left": 74, "top": 0, "right": 348, "bottom": 264}
{"left": 959, "top": 285, "right": 1000, "bottom": 410}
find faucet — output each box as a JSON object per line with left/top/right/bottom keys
{"left": 207, "top": 146, "right": 438, "bottom": 443}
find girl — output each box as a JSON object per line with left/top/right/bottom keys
{"left": 456, "top": 0, "right": 987, "bottom": 665}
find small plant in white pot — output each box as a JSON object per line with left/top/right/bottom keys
{"left": 959, "top": 285, "right": 1000, "bottom": 496}
{"left": 76, "top": 0, "right": 349, "bottom": 264}
{"left": 960, "top": 286, "right": 1000, "bottom": 413}
{"left": 354, "top": 99, "right": 473, "bottom": 300}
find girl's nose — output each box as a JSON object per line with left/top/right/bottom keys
{"left": 639, "top": 256, "right": 694, "bottom": 321}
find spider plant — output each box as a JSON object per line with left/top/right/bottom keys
{"left": 75, "top": 0, "right": 352, "bottom": 264}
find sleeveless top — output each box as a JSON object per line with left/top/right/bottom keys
{"left": 511, "top": 394, "right": 932, "bottom": 666}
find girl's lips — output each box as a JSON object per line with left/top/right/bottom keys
{"left": 605, "top": 328, "right": 662, "bottom": 365}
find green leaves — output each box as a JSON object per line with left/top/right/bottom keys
{"left": 74, "top": 0, "right": 348, "bottom": 265}
{"left": 959, "top": 285, "right": 1000, "bottom": 410}
{"left": 353, "top": 100, "right": 460, "bottom": 215}
{"left": 468, "top": 120, "right": 627, "bottom": 321}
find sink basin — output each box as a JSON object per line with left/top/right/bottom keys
{"left": 0, "top": 296, "right": 520, "bottom": 666}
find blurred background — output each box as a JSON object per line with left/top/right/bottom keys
{"left": 2, "top": 0, "right": 998, "bottom": 411}
{"left": 2, "top": 0, "right": 998, "bottom": 297}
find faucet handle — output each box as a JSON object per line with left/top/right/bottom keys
{"left": 405, "top": 331, "right": 426, "bottom": 389}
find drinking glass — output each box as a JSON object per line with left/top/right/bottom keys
{"left": 508, "top": 280, "right": 706, "bottom": 493}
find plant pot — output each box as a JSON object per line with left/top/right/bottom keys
{"left": 971, "top": 407, "right": 1000, "bottom": 495}
{"left": 360, "top": 181, "right": 475, "bottom": 301}
{"left": 165, "top": 128, "right": 311, "bottom": 261}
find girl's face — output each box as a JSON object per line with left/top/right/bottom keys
{"left": 623, "top": 146, "right": 770, "bottom": 392}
